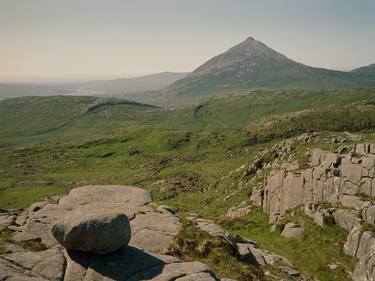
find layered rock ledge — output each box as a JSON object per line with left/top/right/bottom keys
{"left": 251, "top": 143, "right": 375, "bottom": 281}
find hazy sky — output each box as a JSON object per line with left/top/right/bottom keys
{"left": 1, "top": 0, "right": 375, "bottom": 83}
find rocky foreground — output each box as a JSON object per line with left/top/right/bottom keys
{"left": 0, "top": 185, "right": 224, "bottom": 281}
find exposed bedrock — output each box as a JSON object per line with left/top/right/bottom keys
{"left": 1, "top": 185, "right": 226, "bottom": 281}
{"left": 251, "top": 143, "right": 375, "bottom": 281}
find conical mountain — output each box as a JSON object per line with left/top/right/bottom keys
{"left": 164, "top": 37, "right": 354, "bottom": 98}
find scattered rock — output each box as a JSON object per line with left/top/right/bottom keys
{"left": 281, "top": 223, "right": 304, "bottom": 238}
{"left": 226, "top": 202, "right": 250, "bottom": 219}
{"left": 0, "top": 185, "right": 225, "bottom": 281}
{"left": 157, "top": 205, "right": 178, "bottom": 214}
{"left": 236, "top": 243, "right": 266, "bottom": 266}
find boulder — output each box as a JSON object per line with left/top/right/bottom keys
{"left": 52, "top": 211, "right": 131, "bottom": 255}
{"left": 281, "top": 223, "right": 304, "bottom": 238}
{"left": 1, "top": 186, "right": 225, "bottom": 281}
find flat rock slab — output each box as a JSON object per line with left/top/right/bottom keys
{"left": 1, "top": 185, "right": 223, "bottom": 281}
{"left": 11, "top": 185, "right": 180, "bottom": 254}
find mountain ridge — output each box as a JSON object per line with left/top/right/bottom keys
{"left": 124, "top": 37, "right": 374, "bottom": 106}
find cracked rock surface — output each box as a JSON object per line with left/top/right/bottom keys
{"left": 0, "top": 185, "right": 225, "bottom": 281}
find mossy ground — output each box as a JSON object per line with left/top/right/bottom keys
{"left": 169, "top": 220, "right": 263, "bottom": 281}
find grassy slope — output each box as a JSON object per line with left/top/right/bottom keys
{"left": 1, "top": 89, "right": 375, "bottom": 147}
{"left": 1, "top": 90, "right": 375, "bottom": 280}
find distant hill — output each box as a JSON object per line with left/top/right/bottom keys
{"left": 1, "top": 88, "right": 375, "bottom": 146}
{"left": 0, "top": 72, "right": 188, "bottom": 100}
{"left": 351, "top": 64, "right": 375, "bottom": 87}
{"left": 128, "top": 37, "right": 374, "bottom": 106}
{"left": 75, "top": 72, "right": 189, "bottom": 96}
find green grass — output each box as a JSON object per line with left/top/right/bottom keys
{"left": 221, "top": 207, "right": 355, "bottom": 281}
{"left": 1, "top": 89, "right": 375, "bottom": 146}
{"left": 0, "top": 89, "right": 374, "bottom": 280}
{"left": 0, "top": 184, "right": 70, "bottom": 210}
{"left": 169, "top": 220, "right": 263, "bottom": 281}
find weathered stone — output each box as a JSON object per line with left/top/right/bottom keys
{"left": 352, "top": 252, "right": 375, "bottom": 281}
{"left": 1, "top": 185, "right": 226, "bottom": 281}
{"left": 2, "top": 248, "right": 65, "bottom": 280}
{"left": 0, "top": 256, "right": 49, "bottom": 281}
{"left": 344, "top": 227, "right": 363, "bottom": 257}
{"left": 357, "top": 231, "right": 375, "bottom": 258}
{"left": 333, "top": 209, "right": 361, "bottom": 231}
{"left": 250, "top": 189, "right": 263, "bottom": 207}
{"left": 341, "top": 164, "right": 363, "bottom": 185}
{"left": 281, "top": 223, "right": 304, "bottom": 238}
{"left": 0, "top": 213, "right": 16, "bottom": 231}
{"left": 339, "top": 195, "right": 368, "bottom": 210}
{"left": 52, "top": 211, "right": 131, "bottom": 254}
{"left": 130, "top": 211, "right": 182, "bottom": 254}
{"left": 157, "top": 205, "right": 177, "bottom": 214}
{"left": 362, "top": 205, "right": 375, "bottom": 225}
{"left": 236, "top": 243, "right": 266, "bottom": 266}
{"left": 226, "top": 205, "right": 250, "bottom": 219}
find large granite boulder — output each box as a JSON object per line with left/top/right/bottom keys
{"left": 52, "top": 212, "right": 131, "bottom": 254}
{"left": 0, "top": 185, "right": 229, "bottom": 281}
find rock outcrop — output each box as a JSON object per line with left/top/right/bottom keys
{"left": 344, "top": 228, "right": 375, "bottom": 281}
{"left": 0, "top": 185, "right": 227, "bottom": 281}
{"left": 257, "top": 144, "right": 375, "bottom": 223}
{"left": 188, "top": 216, "right": 311, "bottom": 280}
{"left": 251, "top": 143, "right": 375, "bottom": 281}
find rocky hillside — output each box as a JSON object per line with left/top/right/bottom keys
{"left": 249, "top": 141, "right": 375, "bottom": 281}
{"left": 0, "top": 185, "right": 314, "bottom": 281}
{"left": 1, "top": 91, "right": 375, "bottom": 281}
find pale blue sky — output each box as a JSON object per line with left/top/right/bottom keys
{"left": 1, "top": 0, "right": 374, "bottom": 82}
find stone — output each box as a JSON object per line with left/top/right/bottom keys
{"left": 130, "top": 211, "right": 182, "bottom": 254}
{"left": 175, "top": 272, "right": 217, "bottom": 281}
{"left": 278, "top": 266, "right": 300, "bottom": 277}
{"left": 236, "top": 243, "right": 266, "bottom": 266}
{"left": 281, "top": 223, "right": 304, "bottom": 238}
{"left": 333, "top": 209, "right": 362, "bottom": 231}
{"left": 0, "top": 213, "right": 16, "bottom": 231}
{"left": 344, "top": 228, "right": 363, "bottom": 257}
{"left": 2, "top": 248, "right": 65, "bottom": 280}
{"left": 157, "top": 205, "right": 177, "bottom": 214}
{"left": 0, "top": 256, "right": 50, "bottom": 281}
{"left": 328, "top": 263, "right": 339, "bottom": 270}
{"left": 352, "top": 253, "right": 375, "bottom": 281}
{"left": 0, "top": 185, "right": 225, "bottom": 281}
{"left": 341, "top": 164, "right": 363, "bottom": 185}
{"left": 11, "top": 186, "right": 153, "bottom": 249}
{"left": 226, "top": 205, "right": 250, "bottom": 219}
{"left": 338, "top": 195, "right": 368, "bottom": 210}
{"left": 362, "top": 205, "right": 375, "bottom": 224}
{"left": 52, "top": 211, "right": 131, "bottom": 254}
